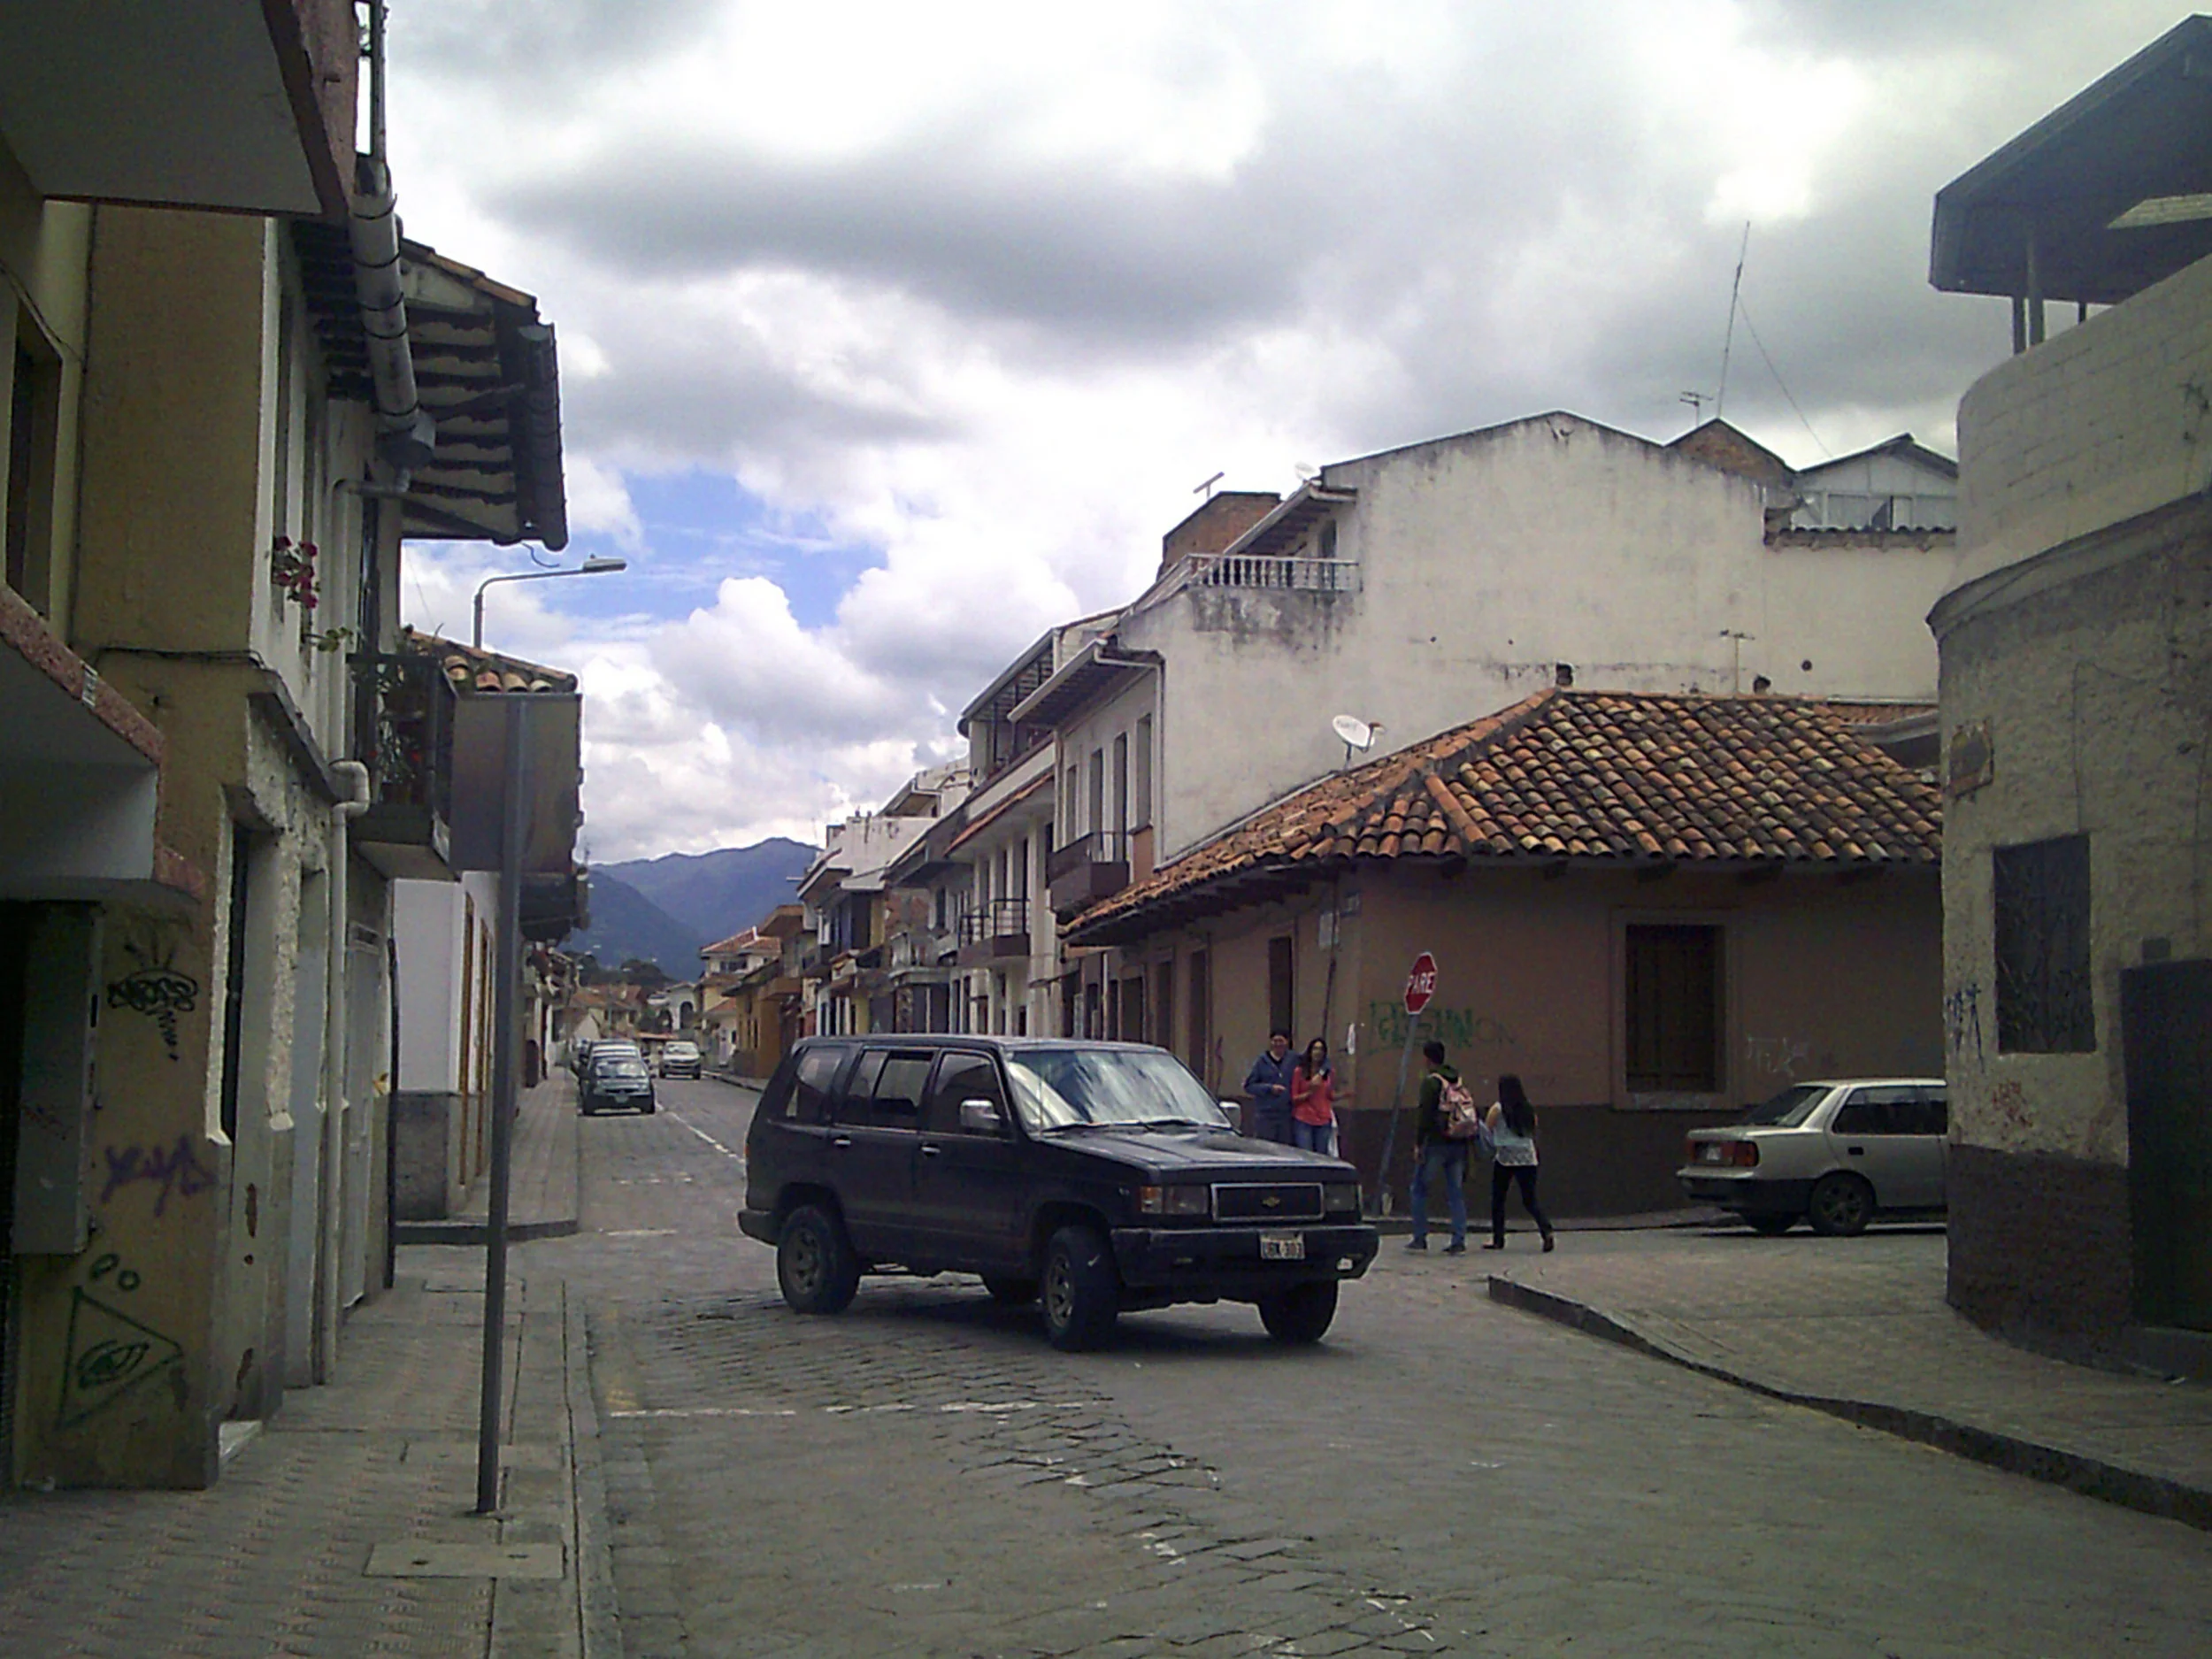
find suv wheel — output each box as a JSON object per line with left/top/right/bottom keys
{"left": 1257, "top": 1281, "right": 1338, "bottom": 1344}
{"left": 1040, "top": 1225, "right": 1118, "bottom": 1351}
{"left": 778, "top": 1204, "right": 860, "bottom": 1314}
{"left": 1807, "top": 1172, "right": 1875, "bottom": 1237}
{"left": 980, "top": 1274, "right": 1037, "bottom": 1306}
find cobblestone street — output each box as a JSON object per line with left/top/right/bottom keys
{"left": 529, "top": 1080, "right": 2212, "bottom": 1658}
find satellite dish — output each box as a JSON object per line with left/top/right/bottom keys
{"left": 1332, "top": 715, "right": 1375, "bottom": 765}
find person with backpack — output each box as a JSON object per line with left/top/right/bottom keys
{"left": 1407, "top": 1040, "right": 1478, "bottom": 1253}
{"left": 1484, "top": 1073, "right": 1555, "bottom": 1252}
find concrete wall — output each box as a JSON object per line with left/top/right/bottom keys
{"left": 1955, "top": 250, "right": 2212, "bottom": 586}
{"left": 1124, "top": 416, "right": 1962, "bottom": 863}
{"left": 1108, "top": 861, "right": 1941, "bottom": 1215}
{"left": 392, "top": 874, "right": 495, "bottom": 1217}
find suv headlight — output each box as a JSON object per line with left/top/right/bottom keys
{"left": 1136, "top": 1185, "right": 1210, "bottom": 1217}
{"left": 1324, "top": 1183, "right": 1362, "bottom": 1215}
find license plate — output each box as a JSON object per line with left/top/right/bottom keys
{"left": 1259, "top": 1233, "right": 1305, "bottom": 1261}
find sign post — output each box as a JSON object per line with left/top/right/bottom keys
{"left": 1373, "top": 952, "right": 1438, "bottom": 1213}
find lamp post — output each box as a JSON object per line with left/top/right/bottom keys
{"left": 472, "top": 555, "right": 627, "bottom": 649}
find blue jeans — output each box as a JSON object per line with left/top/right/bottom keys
{"left": 1252, "top": 1107, "right": 1295, "bottom": 1145}
{"left": 1409, "top": 1141, "right": 1468, "bottom": 1246}
{"left": 1291, "top": 1119, "right": 1334, "bottom": 1155}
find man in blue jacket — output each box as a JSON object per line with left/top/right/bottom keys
{"left": 1244, "top": 1029, "right": 1296, "bottom": 1144}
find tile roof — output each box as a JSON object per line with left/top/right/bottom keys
{"left": 401, "top": 626, "right": 579, "bottom": 694}
{"left": 1064, "top": 689, "right": 1942, "bottom": 945}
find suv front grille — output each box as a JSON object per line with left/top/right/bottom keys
{"left": 1212, "top": 1182, "right": 1325, "bottom": 1223}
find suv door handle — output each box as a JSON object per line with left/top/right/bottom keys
{"left": 831, "top": 1135, "right": 853, "bottom": 1149}
{"left": 1847, "top": 1145, "right": 1865, "bottom": 1156}
{"left": 919, "top": 1143, "right": 942, "bottom": 1158}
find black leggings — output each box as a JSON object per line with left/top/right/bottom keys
{"left": 1490, "top": 1163, "right": 1552, "bottom": 1243}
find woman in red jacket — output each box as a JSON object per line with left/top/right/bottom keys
{"left": 1290, "top": 1037, "right": 1339, "bottom": 1156}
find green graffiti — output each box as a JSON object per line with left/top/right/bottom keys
{"left": 1367, "top": 1002, "right": 1517, "bottom": 1051}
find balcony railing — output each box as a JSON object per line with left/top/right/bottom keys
{"left": 1048, "top": 830, "right": 1130, "bottom": 918}
{"left": 1187, "top": 555, "right": 1361, "bottom": 594}
{"left": 350, "top": 652, "right": 457, "bottom": 879}
{"left": 956, "top": 897, "right": 1032, "bottom": 966}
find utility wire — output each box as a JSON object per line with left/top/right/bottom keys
{"left": 1733, "top": 295, "right": 1832, "bottom": 458}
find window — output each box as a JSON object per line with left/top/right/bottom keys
{"left": 1133, "top": 718, "right": 1154, "bottom": 830}
{"left": 4, "top": 334, "right": 59, "bottom": 610}
{"left": 1993, "top": 835, "right": 2093, "bottom": 1053}
{"left": 1064, "top": 765, "right": 1079, "bottom": 838}
{"left": 1267, "top": 935, "right": 1294, "bottom": 1041}
{"left": 1318, "top": 518, "right": 1338, "bottom": 561}
{"left": 1624, "top": 924, "right": 1722, "bottom": 1093}
{"left": 1831, "top": 1086, "right": 1918, "bottom": 1135}
{"left": 926, "top": 1052, "right": 1003, "bottom": 1133}
{"left": 787, "top": 1048, "right": 842, "bottom": 1122}
{"left": 1087, "top": 749, "right": 1105, "bottom": 836}
{"left": 1113, "top": 733, "right": 1130, "bottom": 835}
{"left": 864, "top": 1053, "right": 932, "bottom": 1125}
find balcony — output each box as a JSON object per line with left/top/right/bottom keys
{"left": 1049, "top": 831, "right": 1130, "bottom": 919}
{"left": 1187, "top": 554, "right": 1360, "bottom": 593}
{"left": 956, "top": 898, "right": 1033, "bottom": 968}
{"left": 351, "top": 652, "right": 456, "bottom": 880}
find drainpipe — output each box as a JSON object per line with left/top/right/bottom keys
{"left": 352, "top": 2, "right": 434, "bottom": 480}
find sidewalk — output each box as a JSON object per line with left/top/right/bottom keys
{"left": 398, "top": 1076, "right": 581, "bottom": 1246}
{"left": 1484, "top": 1227, "right": 2212, "bottom": 1532}
{"left": 0, "top": 1246, "right": 602, "bottom": 1657}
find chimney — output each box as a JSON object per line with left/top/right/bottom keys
{"left": 1158, "top": 490, "right": 1281, "bottom": 580}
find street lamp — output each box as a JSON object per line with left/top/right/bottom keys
{"left": 472, "top": 556, "right": 627, "bottom": 649}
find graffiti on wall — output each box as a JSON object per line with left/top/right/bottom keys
{"left": 1944, "top": 981, "right": 1985, "bottom": 1067}
{"left": 1743, "top": 1034, "right": 1812, "bottom": 1079}
{"left": 57, "top": 1253, "right": 184, "bottom": 1430}
{"left": 106, "top": 920, "right": 200, "bottom": 1062}
{"left": 1366, "top": 1002, "right": 1517, "bottom": 1051}
{"left": 98, "top": 1134, "right": 217, "bottom": 1217}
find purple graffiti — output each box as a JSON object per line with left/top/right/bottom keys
{"left": 99, "top": 1135, "right": 216, "bottom": 1217}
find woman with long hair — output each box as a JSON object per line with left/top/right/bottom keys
{"left": 1289, "top": 1036, "right": 1338, "bottom": 1156}
{"left": 1483, "top": 1073, "right": 1555, "bottom": 1251}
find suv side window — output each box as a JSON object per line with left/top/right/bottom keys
{"left": 787, "top": 1048, "right": 842, "bottom": 1124}
{"left": 837, "top": 1051, "right": 888, "bottom": 1122}
{"left": 849, "top": 1049, "right": 932, "bottom": 1129}
{"left": 925, "top": 1052, "right": 1005, "bottom": 1134}
{"left": 1832, "top": 1086, "right": 1916, "bottom": 1135}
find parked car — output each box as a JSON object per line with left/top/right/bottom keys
{"left": 1677, "top": 1078, "right": 1948, "bottom": 1236}
{"left": 580, "top": 1047, "right": 657, "bottom": 1116}
{"left": 569, "top": 1037, "right": 595, "bottom": 1076}
{"left": 740, "top": 1036, "right": 1380, "bottom": 1350}
{"left": 659, "top": 1040, "right": 703, "bottom": 1079}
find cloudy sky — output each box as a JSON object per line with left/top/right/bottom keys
{"left": 384, "top": 1, "right": 2181, "bottom": 863}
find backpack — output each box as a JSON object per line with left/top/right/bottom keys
{"left": 1436, "top": 1074, "right": 1485, "bottom": 1141}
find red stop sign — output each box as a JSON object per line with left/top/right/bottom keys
{"left": 1403, "top": 951, "right": 1438, "bottom": 1016}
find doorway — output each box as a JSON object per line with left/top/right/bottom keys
{"left": 2124, "top": 960, "right": 2212, "bottom": 1330}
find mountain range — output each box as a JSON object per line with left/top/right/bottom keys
{"left": 570, "top": 838, "right": 816, "bottom": 976}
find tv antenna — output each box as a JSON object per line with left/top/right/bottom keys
{"left": 1680, "top": 390, "right": 1709, "bottom": 423}
{"left": 1194, "top": 471, "right": 1225, "bottom": 498}
{"left": 1332, "top": 714, "right": 1378, "bottom": 768}
{"left": 1717, "top": 220, "right": 1749, "bottom": 418}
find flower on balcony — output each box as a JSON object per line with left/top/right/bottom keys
{"left": 270, "top": 535, "right": 319, "bottom": 610}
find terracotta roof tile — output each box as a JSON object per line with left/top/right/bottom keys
{"left": 1064, "top": 689, "right": 1942, "bottom": 945}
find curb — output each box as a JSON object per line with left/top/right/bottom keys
{"left": 564, "top": 1288, "right": 624, "bottom": 1659}
{"left": 1486, "top": 1275, "right": 2212, "bottom": 1535}
{"left": 396, "top": 1217, "right": 580, "bottom": 1246}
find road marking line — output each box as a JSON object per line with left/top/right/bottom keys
{"left": 664, "top": 1111, "right": 743, "bottom": 1161}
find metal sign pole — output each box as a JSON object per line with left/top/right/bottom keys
{"left": 1373, "top": 1008, "right": 1421, "bottom": 1215}
{"left": 475, "top": 696, "right": 528, "bottom": 1516}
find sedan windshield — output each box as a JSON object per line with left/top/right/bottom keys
{"left": 1004, "top": 1047, "right": 1232, "bottom": 1134}
{"left": 595, "top": 1059, "right": 649, "bottom": 1079}
{"left": 1740, "top": 1084, "right": 1831, "bottom": 1127}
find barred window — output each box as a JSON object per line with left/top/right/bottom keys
{"left": 1624, "top": 924, "right": 1722, "bottom": 1093}
{"left": 1993, "top": 834, "right": 2093, "bottom": 1053}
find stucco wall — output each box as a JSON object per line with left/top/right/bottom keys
{"left": 1125, "top": 417, "right": 1958, "bottom": 862}
{"left": 1115, "top": 860, "right": 1940, "bottom": 1213}
{"left": 1956, "top": 250, "right": 2212, "bottom": 585}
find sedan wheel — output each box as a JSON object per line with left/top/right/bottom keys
{"left": 1807, "top": 1172, "right": 1875, "bottom": 1237}
{"left": 1041, "top": 1225, "right": 1118, "bottom": 1351}
{"left": 777, "top": 1203, "right": 860, "bottom": 1314}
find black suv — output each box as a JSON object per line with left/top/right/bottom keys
{"left": 740, "top": 1036, "right": 1379, "bottom": 1349}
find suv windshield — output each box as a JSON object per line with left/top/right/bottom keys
{"left": 595, "top": 1057, "right": 648, "bottom": 1079}
{"left": 1741, "top": 1084, "right": 1831, "bottom": 1127}
{"left": 1004, "top": 1048, "right": 1231, "bottom": 1134}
